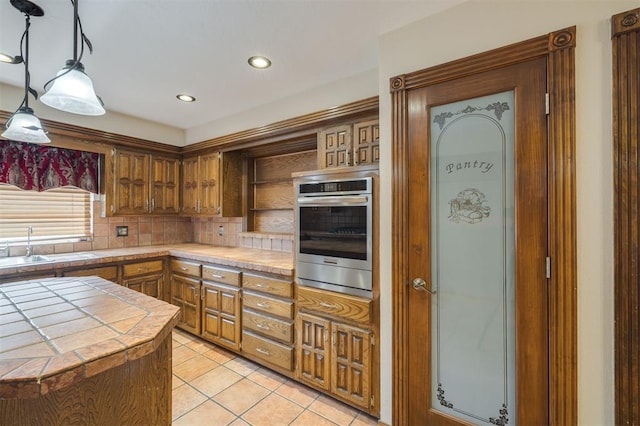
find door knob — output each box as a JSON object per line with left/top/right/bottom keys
{"left": 412, "top": 277, "right": 436, "bottom": 294}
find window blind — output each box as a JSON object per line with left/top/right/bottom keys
{"left": 0, "top": 184, "right": 93, "bottom": 243}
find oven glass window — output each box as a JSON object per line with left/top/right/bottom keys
{"left": 298, "top": 205, "right": 367, "bottom": 260}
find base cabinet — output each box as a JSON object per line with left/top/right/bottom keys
{"left": 170, "top": 260, "right": 202, "bottom": 334}
{"left": 331, "top": 322, "right": 372, "bottom": 408}
{"left": 296, "top": 313, "right": 372, "bottom": 409}
{"left": 241, "top": 273, "right": 295, "bottom": 372}
{"left": 296, "top": 286, "right": 376, "bottom": 413}
{"left": 297, "top": 313, "right": 331, "bottom": 391}
{"left": 201, "top": 281, "right": 241, "bottom": 351}
{"left": 171, "top": 274, "right": 201, "bottom": 334}
{"left": 121, "top": 260, "right": 165, "bottom": 300}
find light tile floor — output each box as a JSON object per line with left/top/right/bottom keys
{"left": 172, "top": 329, "right": 379, "bottom": 426}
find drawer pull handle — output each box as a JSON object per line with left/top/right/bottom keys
{"left": 319, "top": 301, "right": 338, "bottom": 309}
{"left": 256, "top": 323, "right": 271, "bottom": 330}
{"left": 180, "top": 267, "right": 188, "bottom": 271}
{"left": 256, "top": 347, "right": 271, "bottom": 356}
{"left": 210, "top": 274, "right": 225, "bottom": 279}
{"left": 255, "top": 283, "right": 271, "bottom": 289}
{"left": 137, "top": 267, "right": 149, "bottom": 272}
{"left": 256, "top": 302, "right": 270, "bottom": 308}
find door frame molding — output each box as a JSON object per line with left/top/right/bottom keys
{"left": 612, "top": 8, "right": 640, "bottom": 425}
{"left": 390, "top": 27, "right": 577, "bottom": 425}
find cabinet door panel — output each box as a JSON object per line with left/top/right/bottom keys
{"left": 220, "top": 317, "right": 239, "bottom": 348}
{"left": 199, "top": 153, "right": 220, "bottom": 215}
{"left": 331, "top": 323, "right": 371, "bottom": 409}
{"left": 353, "top": 120, "right": 380, "bottom": 167}
{"left": 203, "top": 310, "right": 221, "bottom": 339}
{"left": 122, "top": 273, "right": 163, "bottom": 299}
{"left": 297, "top": 313, "right": 331, "bottom": 390}
{"left": 203, "top": 285, "right": 220, "bottom": 311}
{"left": 220, "top": 289, "right": 239, "bottom": 316}
{"left": 114, "top": 151, "right": 150, "bottom": 214}
{"left": 151, "top": 157, "right": 180, "bottom": 214}
{"left": 181, "top": 156, "right": 199, "bottom": 215}
{"left": 319, "top": 125, "right": 352, "bottom": 169}
{"left": 170, "top": 274, "right": 200, "bottom": 334}
{"left": 201, "top": 283, "right": 241, "bottom": 350}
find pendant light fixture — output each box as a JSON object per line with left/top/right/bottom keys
{"left": 1, "top": 0, "right": 50, "bottom": 144}
{"left": 40, "top": 0, "right": 105, "bottom": 116}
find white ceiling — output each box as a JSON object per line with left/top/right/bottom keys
{"left": 0, "top": 0, "right": 461, "bottom": 131}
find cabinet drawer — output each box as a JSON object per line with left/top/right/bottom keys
{"left": 242, "top": 273, "right": 292, "bottom": 298}
{"left": 171, "top": 259, "right": 201, "bottom": 277}
{"left": 202, "top": 265, "right": 240, "bottom": 287}
{"left": 242, "top": 331, "right": 293, "bottom": 371}
{"left": 63, "top": 265, "right": 118, "bottom": 282}
{"left": 297, "top": 286, "right": 371, "bottom": 325}
{"left": 122, "top": 260, "right": 164, "bottom": 278}
{"left": 243, "top": 291, "right": 294, "bottom": 319}
{"left": 243, "top": 309, "right": 294, "bottom": 344}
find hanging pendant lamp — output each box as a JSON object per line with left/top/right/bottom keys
{"left": 40, "top": 0, "right": 104, "bottom": 116}
{"left": 1, "top": 0, "right": 50, "bottom": 144}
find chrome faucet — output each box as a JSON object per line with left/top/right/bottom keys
{"left": 26, "top": 226, "right": 33, "bottom": 257}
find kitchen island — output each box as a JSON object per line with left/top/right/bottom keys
{"left": 0, "top": 276, "right": 180, "bottom": 425}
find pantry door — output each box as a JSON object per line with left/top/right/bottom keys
{"left": 406, "top": 57, "right": 548, "bottom": 425}
{"left": 392, "top": 27, "right": 577, "bottom": 426}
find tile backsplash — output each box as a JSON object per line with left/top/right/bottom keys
{"left": 6, "top": 201, "right": 294, "bottom": 256}
{"left": 7, "top": 200, "right": 192, "bottom": 256}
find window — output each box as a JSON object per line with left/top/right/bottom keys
{"left": 0, "top": 184, "right": 93, "bottom": 244}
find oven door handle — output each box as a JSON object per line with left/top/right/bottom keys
{"left": 297, "top": 195, "right": 369, "bottom": 206}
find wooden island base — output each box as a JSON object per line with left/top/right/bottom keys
{"left": 1, "top": 333, "right": 172, "bottom": 425}
{"left": 0, "top": 276, "right": 180, "bottom": 426}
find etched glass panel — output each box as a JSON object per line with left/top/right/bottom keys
{"left": 430, "top": 91, "right": 515, "bottom": 425}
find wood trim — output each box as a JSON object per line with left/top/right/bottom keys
{"left": 0, "top": 111, "right": 181, "bottom": 155}
{"left": 182, "top": 96, "right": 379, "bottom": 154}
{"left": 547, "top": 26, "right": 578, "bottom": 426}
{"left": 612, "top": 8, "right": 640, "bottom": 425}
{"left": 2, "top": 97, "right": 378, "bottom": 157}
{"left": 390, "top": 75, "right": 409, "bottom": 425}
{"left": 391, "top": 27, "right": 577, "bottom": 425}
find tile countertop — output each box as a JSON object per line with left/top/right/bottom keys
{"left": 0, "top": 276, "right": 180, "bottom": 399}
{"left": 0, "top": 244, "right": 295, "bottom": 278}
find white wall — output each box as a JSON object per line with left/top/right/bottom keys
{"left": 0, "top": 83, "right": 185, "bottom": 145}
{"left": 377, "top": 1, "right": 637, "bottom": 424}
{"left": 185, "top": 69, "right": 378, "bottom": 145}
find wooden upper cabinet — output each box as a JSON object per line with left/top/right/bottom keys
{"left": 318, "top": 124, "right": 352, "bottom": 169}
{"left": 198, "top": 153, "right": 221, "bottom": 215}
{"left": 180, "top": 151, "right": 242, "bottom": 217}
{"left": 353, "top": 120, "right": 379, "bottom": 167}
{"left": 181, "top": 156, "right": 200, "bottom": 215}
{"left": 150, "top": 156, "right": 180, "bottom": 214}
{"left": 110, "top": 149, "right": 180, "bottom": 216}
{"left": 318, "top": 119, "right": 379, "bottom": 169}
{"left": 112, "top": 150, "right": 150, "bottom": 215}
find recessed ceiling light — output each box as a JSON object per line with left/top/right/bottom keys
{"left": 176, "top": 94, "right": 196, "bottom": 102}
{"left": 248, "top": 56, "right": 271, "bottom": 69}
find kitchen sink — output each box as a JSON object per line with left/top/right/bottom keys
{"left": 0, "top": 255, "right": 52, "bottom": 267}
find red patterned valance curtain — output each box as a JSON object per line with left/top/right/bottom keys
{"left": 0, "top": 140, "right": 100, "bottom": 193}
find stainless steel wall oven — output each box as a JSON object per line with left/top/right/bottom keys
{"left": 295, "top": 176, "right": 373, "bottom": 298}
